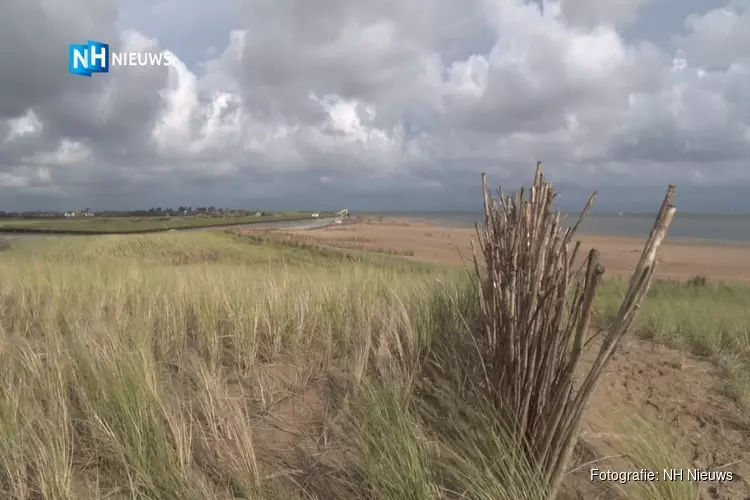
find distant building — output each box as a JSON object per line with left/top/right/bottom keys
{"left": 311, "top": 213, "right": 319, "bottom": 218}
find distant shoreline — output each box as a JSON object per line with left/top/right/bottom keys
{"left": 294, "top": 216, "right": 750, "bottom": 282}
{"left": 362, "top": 212, "right": 750, "bottom": 244}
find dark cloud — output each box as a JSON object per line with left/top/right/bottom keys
{"left": 0, "top": 0, "right": 749, "bottom": 212}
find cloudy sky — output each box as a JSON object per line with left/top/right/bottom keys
{"left": 0, "top": 0, "right": 748, "bottom": 212}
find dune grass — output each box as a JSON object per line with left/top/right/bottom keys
{"left": 596, "top": 277, "right": 750, "bottom": 421}
{"left": 0, "top": 232, "right": 530, "bottom": 499}
{"left": 0, "top": 231, "right": 739, "bottom": 499}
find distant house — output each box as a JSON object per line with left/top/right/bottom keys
{"left": 311, "top": 213, "right": 319, "bottom": 218}
{"left": 64, "top": 212, "right": 75, "bottom": 217}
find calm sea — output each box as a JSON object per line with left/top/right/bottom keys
{"left": 371, "top": 212, "right": 750, "bottom": 244}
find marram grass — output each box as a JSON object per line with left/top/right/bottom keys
{"left": 0, "top": 231, "right": 741, "bottom": 499}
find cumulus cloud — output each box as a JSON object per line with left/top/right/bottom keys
{"left": 675, "top": 1, "right": 750, "bottom": 70}
{"left": 0, "top": 0, "right": 748, "bottom": 211}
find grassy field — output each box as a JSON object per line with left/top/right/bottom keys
{"left": 0, "top": 231, "right": 747, "bottom": 499}
{"left": 0, "top": 213, "right": 321, "bottom": 234}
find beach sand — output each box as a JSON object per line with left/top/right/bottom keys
{"left": 295, "top": 216, "right": 750, "bottom": 282}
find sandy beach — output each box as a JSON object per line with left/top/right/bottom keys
{"left": 294, "top": 216, "right": 750, "bottom": 282}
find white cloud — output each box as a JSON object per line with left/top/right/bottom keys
{"left": 676, "top": 1, "right": 750, "bottom": 70}
{"left": 26, "top": 139, "right": 93, "bottom": 167}
{"left": 0, "top": 0, "right": 748, "bottom": 211}
{"left": 4, "top": 110, "right": 42, "bottom": 142}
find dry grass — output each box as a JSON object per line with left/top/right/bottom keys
{"left": 0, "top": 202, "right": 744, "bottom": 499}
{"left": 0, "top": 231, "right": 540, "bottom": 499}
{"left": 0, "top": 229, "right": 693, "bottom": 500}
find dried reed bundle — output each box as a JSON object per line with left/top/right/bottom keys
{"left": 472, "top": 162, "right": 676, "bottom": 498}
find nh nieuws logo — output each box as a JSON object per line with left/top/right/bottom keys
{"left": 69, "top": 40, "right": 173, "bottom": 76}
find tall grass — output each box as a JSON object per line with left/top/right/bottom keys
{"left": 0, "top": 232, "right": 503, "bottom": 499}
{"left": 597, "top": 278, "right": 750, "bottom": 418}
{"left": 0, "top": 231, "right": 738, "bottom": 499}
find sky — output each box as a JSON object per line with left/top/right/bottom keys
{"left": 0, "top": 0, "right": 748, "bottom": 213}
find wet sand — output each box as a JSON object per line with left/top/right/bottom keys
{"left": 294, "top": 216, "right": 750, "bottom": 283}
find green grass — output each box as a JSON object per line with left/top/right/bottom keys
{"left": 0, "top": 231, "right": 740, "bottom": 499}
{"left": 0, "top": 213, "right": 319, "bottom": 234}
{"left": 596, "top": 277, "right": 750, "bottom": 420}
